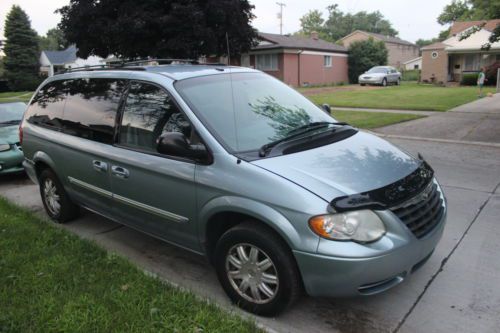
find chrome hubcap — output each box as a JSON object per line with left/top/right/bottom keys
{"left": 225, "top": 243, "right": 279, "bottom": 304}
{"left": 44, "top": 179, "right": 60, "bottom": 216}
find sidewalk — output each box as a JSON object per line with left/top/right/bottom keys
{"left": 374, "top": 93, "right": 500, "bottom": 144}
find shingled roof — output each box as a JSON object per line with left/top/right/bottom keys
{"left": 254, "top": 32, "right": 348, "bottom": 53}
{"left": 42, "top": 45, "right": 77, "bottom": 65}
{"left": 449, "top": 19, "right": 500, "bottom": 36}
{"left": 340, "top": 30, "right": 416, "bottom": 46}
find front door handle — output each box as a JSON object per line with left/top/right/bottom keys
{"left": 111, "top": 166, "right": 129, "bottom": 179}
{"left": 92, "top": 160, "right": 108, "bottom": 172}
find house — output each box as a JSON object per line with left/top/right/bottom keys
{"left": 403, "top": 56, "right": 422, "bottom": 70}
{"left": 421, "top": 19, "right": 500, "bottom": 84}
{"left": 339, "top": 30, "right": 419, "bottom": 68}
{"left": 40, "top": 45, "right": 104, "bottom": 77}
{"left": 237, "top": 32, "right": 349, "bottom": 87}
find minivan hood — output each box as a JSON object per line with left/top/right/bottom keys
{"left": 252, "top": 131, "right": 421, "bottom": 202}
{"left": 0, "top": 125, "right": 19, "bottom": 144}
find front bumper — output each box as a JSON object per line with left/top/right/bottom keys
{"left": 294, "top": 207, "right": 446, "bottom": 297}
{"left": 359, "top": 77, "right": 384, "bottom": 85}
{"left": 0, "top": 147, "right": 24, "bottom": 175}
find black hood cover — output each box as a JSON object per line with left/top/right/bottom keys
{"left": 331, "top": 160, "right": 434, "bottom": 212}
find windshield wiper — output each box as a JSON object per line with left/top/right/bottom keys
{"left": 258, "top": 122, "right": 347, "bottom": 157}
{"left": 0, "top": 120, "right": 21, "bottom": 126}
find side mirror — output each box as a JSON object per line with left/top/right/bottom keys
{"left": 322, "top": 104, "right": 331, "bottom": 114}
{"left": 156, "top": 132, "right": 208, "bottom": 161}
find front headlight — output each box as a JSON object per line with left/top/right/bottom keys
{"left": 0, "top": 144, "right": 11, "bottom": 152}
{"left": 309, "top": 210, "right": 386, "bottom": 243}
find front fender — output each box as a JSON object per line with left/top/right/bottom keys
{"left": 198, "top": 196, "right": 303, "bottom": 250}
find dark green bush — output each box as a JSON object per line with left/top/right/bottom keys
{"left": 461, "top": 73, "right": 479, "bottom": 86}
{"left": 485, "top": 61, "right": 499, "bottom": 86}
{"left": 402, "top": 70, "right": 420, "bottom": 81}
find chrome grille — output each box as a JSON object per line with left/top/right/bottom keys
{"left": 390, "top": 181, "right": 444, "bottom": 239}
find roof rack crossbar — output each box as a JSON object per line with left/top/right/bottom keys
{"left": 53, "top": 57, "right": 228, "bottom": 75}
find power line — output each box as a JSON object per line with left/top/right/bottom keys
{"left": 276, "top": 2, "right": 286, "bottom": 35}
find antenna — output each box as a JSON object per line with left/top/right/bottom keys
{"left": 225, "top": 32, "right": 231, "bottom": 65}
{"left": 276, "top": 2, "right": 286, "bottom": 35}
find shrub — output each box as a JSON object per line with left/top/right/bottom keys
{"left": 348, "top": 38, "right": 388, "bottom": 83}
{"left": 485, "top": 61, "right": 499, "bottom": 86}
{"left": 401, "top": 70, "right": 420, "bottom": 81}
{"left": 461, "top": 73, "right": 479, "bottom": 86}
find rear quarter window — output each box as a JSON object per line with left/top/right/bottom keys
{"left": 63, "top": 78, "right": 126, "bottom": 144}
{"left": 26, "top": 80, "right": 67, "bottom": 130}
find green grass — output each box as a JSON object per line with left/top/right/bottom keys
{"left": 0, "top": 91, "right": 33, "bottom": 104}
{"left": 307, "top": 83, "right": 496, "bottom": 111}
{"left": 333, "top": 110, "right": 424, "bottom": 129}
{"left": 0, "top": 198, "right": 261, "bottom": 333}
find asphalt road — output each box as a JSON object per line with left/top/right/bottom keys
{"left": 1, "top": 137, "right": 500, "bottom": 333}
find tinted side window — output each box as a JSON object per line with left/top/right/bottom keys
{"left": 63, "top": 78, "right": 125, "bottom": 144}
{"left": 27, "top": 80, "right": 67, "bottom": 130}
{"left": 119, "top": 82, "right": 191, "bottom": 153}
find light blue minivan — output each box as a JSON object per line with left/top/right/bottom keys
{"left": 21, "top": 62, "right": 446, "bottom": 316}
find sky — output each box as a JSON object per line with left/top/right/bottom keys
{"left": 0, "top": 0, "right": 452, "bottom": 43}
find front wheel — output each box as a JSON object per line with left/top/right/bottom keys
{"left": 214, "top": 221, "right": 302, "bottom": 316}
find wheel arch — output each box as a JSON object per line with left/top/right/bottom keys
{"left": 199, "top": 196, "right": 301, "bottom": 263}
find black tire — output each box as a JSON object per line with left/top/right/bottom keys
{"left": 360, "top": 83, "right": 366, "bottom": 86}
{"left": 39, "top": 168, "right": 79, "bottom": 223}
{"left": 214, "top": 221, "right": 302, "bottom": 316}
{"left": 396, "top": 78, "right": 401, "bottom": 85}
{"left": 382, "top": 78, "right": 387, "bottom": 87}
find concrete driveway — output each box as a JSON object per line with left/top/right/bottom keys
{"left": 376, "top": 93, "right": 500, "bottom": 144}
{"left": 1, "top": 136, "right": 500, "bottom": 333}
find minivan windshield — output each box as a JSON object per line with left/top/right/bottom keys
{"left": 175, "top": 72, "right": 336, "bottom": 153}
{"left": 0, "top": 102, "right": 26, "bottom": 126}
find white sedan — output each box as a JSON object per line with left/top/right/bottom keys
{"left": 359, "top": 66, "right": 401, "bottom": 86}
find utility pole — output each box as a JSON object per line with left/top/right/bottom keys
{"left": 276, "top": 2, "right": 286, "bottom": 35}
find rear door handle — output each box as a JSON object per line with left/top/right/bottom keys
{"left": 92, "top": 160, "right": 108, "bottom": 172}
{"left": 111, "top": 166, "right": 129, "bottom": 179}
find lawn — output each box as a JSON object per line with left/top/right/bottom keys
{"left": 305, "top": 83, "right": 496, "bottom": 111}
{"left": 0, "top": 198, "right": 261, "bottom": 333}
{"left": 0, "top": 91, "right": 34, "bottom": 104}
{"left": 332, "top": 110, "right": 424, "bottom": 129}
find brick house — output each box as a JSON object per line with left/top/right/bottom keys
{"left": 339, "top": 30, "right": 419, "bottom": 68}
{"left": 421, "top": 19, "right": 500, "bottom": 84}
{"left": 238, "top": 32, "right": 349, "bottom": 87}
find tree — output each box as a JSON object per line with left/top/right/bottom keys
{"left": 297, "top": 4, "right": 398, "bottom": 43}
{"left": 348, "top": 38, "right": 388, "bottom": 83}
{"left": 39, "top": 28, "right": 67, "bottom": 51}
{"left": 438, "top": 0, "right": 471, "bottom": 25}
{"left": 57, "top": 0, "right": 257, "bottom": 59}
{"left": 296, "top": 10, "right": 326, "bottom": 38}
{"left": 3, "top": 6, "right": 40, "bottom": 91}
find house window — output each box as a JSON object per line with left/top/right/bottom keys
{"left": 414, "top": 64, "right": 419, "bottom": 69}
{"left": 464, "top": 54, "right": 480, "bottom": 71}
{"left": 324, "top": 56, "right": 332, "bottom": 67}
{"left": 255, "top": 54, "right": 278, "bottom": 71}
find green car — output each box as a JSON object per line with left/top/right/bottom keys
{"left": 0, "top": 102, "right": 26, "bottom": 175}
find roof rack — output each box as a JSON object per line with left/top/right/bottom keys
{"left": 54, "top": 58, "right": 228, "bottom": 75}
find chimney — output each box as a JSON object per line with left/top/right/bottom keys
{"left": 311, "top": 31, "right": 319, "bottom": 40}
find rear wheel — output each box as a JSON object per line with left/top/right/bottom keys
{"left": 396, "top": 78, "right": 401, "bottom": 85}
{"left": 360, "top": 83, "right": 366, "bottom": 86}
{"left": 214, "top": 221, "right": 302, "bottom": 316}
{"left": 382, "top": 78, "right": 387, "bottom": 87}
{"left": 39, "top": 168, "right": 79, "bottom": 223}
